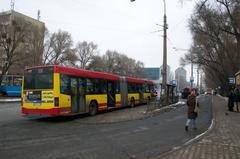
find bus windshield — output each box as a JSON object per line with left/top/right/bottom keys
{"left": 24, "top": 67, "right": 53, "bottom": 90}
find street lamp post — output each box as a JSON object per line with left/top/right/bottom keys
{"left": 131, "top": 0, "right": 168, "bottom": 104}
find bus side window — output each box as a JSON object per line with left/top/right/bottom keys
{"left": 115, "top": 81, "right": 120, "bottom": 93}
{"left": 60, "top": 75, "right": 71, "bottom": 94}
{"left": 79, "top": 78, "right": 86, "bottom": 95}
{"left": 101, "top": 80, "right": 107, "bottom": 93}
{"left": 13, "top": 77, "right": 22, "bottom": 86}
{"left": 144, "top": 85, "right": 150, "bottom": 93}
{"left": 1, "top": 76, "right": 11, "bottom": 86}
{"left": 95, "top": 79, "right": 107, "bottom": 94}
{"left": 1, "top": 76, "right": 7, "bottom": 86}
{"left": 86, "top": 79, "right": 94, "bottom": 94}
{"left": 150, "top": 85, "right": 154, "bottom": 93}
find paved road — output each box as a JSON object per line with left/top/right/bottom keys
{"left": 0, "top": 95, "right": 212, "bottom": 159}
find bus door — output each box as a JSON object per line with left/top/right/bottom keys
{"left": 139, "top": 84, "right": 144, "bottom": 104}
{"left": 107, "top": 81, "right": 116, "bottom": 107}
{"left": 70, "top": 78, "right": 79, "bottom": 113}
{"left": 78, "top": 78, "right": 86, "bottom": 113}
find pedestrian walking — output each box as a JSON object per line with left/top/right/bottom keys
{"left": 185, "top": 89, "right": 199, "bottom": 132}
{"left": 234, "top": 87, "right": 240, "bottom": 112}
{"left": 228, "top": 89, "right": 235, "bottom": 112}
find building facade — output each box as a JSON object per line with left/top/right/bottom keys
{"left": 0, "top": 10, "right": 45, "bottom": 75}
{"left": 175, "top": 67, "right": 187, "bottom": 91}
{"left": 144, "top": 65, "right": 174, "bottom": 85}
{"left": 143, "top": 67, "right": 160, "bottom": 82}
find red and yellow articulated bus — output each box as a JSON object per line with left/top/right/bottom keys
{"left": 22, "top": 65, "right": 154, "bottom": 116}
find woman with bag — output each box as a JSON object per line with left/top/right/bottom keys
{"left": 185, "top": 89, "right": 199, "bottom": 132}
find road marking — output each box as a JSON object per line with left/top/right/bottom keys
{"left": 133, "top": 126, "right": 149, "bottom": 133}
{"left": 165, "top": 114, "right": 186, "bottom": 122}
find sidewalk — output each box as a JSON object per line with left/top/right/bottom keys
{"left": 156, "top": 95, "right": 240, "bottom": 159}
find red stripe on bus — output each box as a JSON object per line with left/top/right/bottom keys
{"left": 116, "top": 104, "right": 121, "bottom": 107}
{"left": 126, "top": 77, "right": 148, "bottom": 84}
{"left": 98, "top": 103, "right": 107, "bottom": 107}
{"left": 22, "top": 107, "right": 71, "bottom": 116}
{"left": 54, "top": 65, "right": 120, "bottom": 81}
{"left": 98, "top": 107, "right": 107, "bottom": 111}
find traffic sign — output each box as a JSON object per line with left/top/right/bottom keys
{"left": 228, "top": 77, "right": 235, "bottom": 84}
{"left": 190, "top": 76, "right": 194, "bottom": 83}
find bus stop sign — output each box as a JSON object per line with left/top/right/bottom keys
{"left": 228, "top": 77, "right": 235, "bottom": 85}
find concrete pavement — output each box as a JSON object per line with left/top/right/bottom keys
{"left": 156, "top": 95, "right": 240, "bottom": 159}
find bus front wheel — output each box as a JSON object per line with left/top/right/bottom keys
{"left": 89, "top": 101, "right": 98, "bottom": 116}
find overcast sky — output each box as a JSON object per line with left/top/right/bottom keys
{"left": 1, "top": 0, "right": 197, "bottom": 80}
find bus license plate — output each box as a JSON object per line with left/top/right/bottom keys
{"left": 33, "top": 103, "right": 41, "bottom": 106}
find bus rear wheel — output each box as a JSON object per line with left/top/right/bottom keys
{"left": 89, "top": 101, "right": 98, "bottom": 116}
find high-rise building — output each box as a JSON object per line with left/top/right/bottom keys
{"left": 143, "top": 68, "right": 160, "bottom": 80}
{"left": 175, "top": 67, "right": 187, "bottom": 91}
{"left": 0, "top": 10, "right": 45, "bottom": 75}
{"left": 160, "top": 65, "right": 173, "bottom": 84}
{"left": 143, "top": 65, "right": 173, "bottom": 85}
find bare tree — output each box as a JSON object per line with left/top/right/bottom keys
{"left": 87, "top": 50, "right": 145, "bottom": 78}
{"left": 87, "top": 55, "right": 106, "bottom": 72}
{"left": 42, "top": 30, "right": 75, "bottom": 65}
{"left": 42, "top": 29, "right": 54, "bottom": 65}
{"left": 0, "top": 21, "right": 26, "bottom": 85}
{"left": 75, "top": 41, "right": 98, "bottom": 69}
{"left": 181, "top": 0, "right": 240, "bottom": 93}
{"left": 103, "top": 50, "right": 118, "bottom": 73}
{"left": 134, "top": 61, "right": 146, "bottom": 78}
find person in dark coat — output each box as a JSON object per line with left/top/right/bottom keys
{"left": 185, "top": 89, "right": 199, "bottom": 132}
{"left": 228, "top": 89, "right": 235, "bottom": 112}
{"left": 234, "top": 87, "right": 240, "bottom": 112}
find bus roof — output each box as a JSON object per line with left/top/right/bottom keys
{"left": 126, "top": 77, "right": 153, "bottom": 84}
{"left": 56, "top": 65, "right": 121, "bottom": 81}
{"left": 26, "top": 65, "right": 120, "bottom": 81}
{"left": 26, "top": 65, "right": 153, "bottom": 83}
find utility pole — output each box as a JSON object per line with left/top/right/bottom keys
{"left": 10, "top": 0, "right": 15, "bottom": 11}
{"left": 200, "top": 70, "right": 203, "bottom": 93}
{"left": 130, "top": 0, "right": 168, "bottom": 105}
{"left": 190, "top": 51, "right": 194, "bottom": 88}
{"left": 162, "top": 0, "right": 168, "bottom": 101}
{"left": 197, "top": 66, "right": 199, "bottom": 88}
{"left": 37, "top": 10, "right": 41, "bottom": 21}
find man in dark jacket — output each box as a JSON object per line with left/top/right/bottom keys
{"left": 228, "top": 89, "right": 235, "bottom": 112}
{"left": 185, "top": 89, "right": 199, "bottom": 132}
{"left": 234, "top": 87, "right": 240, "bottom": 112}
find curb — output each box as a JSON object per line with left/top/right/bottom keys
{"left": 143, "top": 101, "right": 185, "bottom": 115}
{"left": 0, "top": 98, "right": 21, "bottom": 103}
{"left": 153, "top": 95, "right": 216, "bottom": 159}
